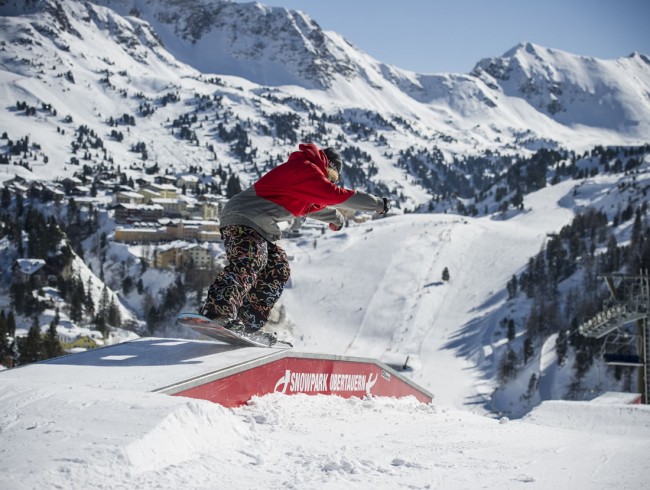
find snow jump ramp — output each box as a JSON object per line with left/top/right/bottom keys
{"left": 34, "top": 338, "right": 433, "bottom": 407}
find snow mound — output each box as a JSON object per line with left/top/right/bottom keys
{"left": 0, "top": 381, "right": 248, "bottom": 486}
{"left": 124, "top": 400, "right": 247, "bottom": 473}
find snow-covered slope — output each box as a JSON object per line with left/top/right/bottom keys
{"left": 282, "top": 179, "right": 577, "bottom": 409}
{"left": 1, "top": 363, "right": 648, "bottom": 489}
{"left": 473, "top": 42, "right": 650, "bottom": 135}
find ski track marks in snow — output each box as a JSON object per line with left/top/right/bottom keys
{"left": 344, "top": 219, "right": 458, "bottom": 357}
{"left": 284, "top": 179, "right": 579, "bottom": 410}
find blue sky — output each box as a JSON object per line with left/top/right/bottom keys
{"left": 234, "top": 0, "right": 649, "bottom": 73}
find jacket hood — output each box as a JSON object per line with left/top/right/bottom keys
{"left": 295, "top": 143, "right": 329, "bottom": 174}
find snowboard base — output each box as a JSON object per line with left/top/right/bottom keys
{"left": 176, "top": 313, "right": 291, "bottom": 348}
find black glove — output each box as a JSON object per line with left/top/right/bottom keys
{"left": 378, "top": 197, "right": 390, "bottom": 215}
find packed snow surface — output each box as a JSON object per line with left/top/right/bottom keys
{"left": 1, "top": 373, "right": 649, "bottom": 489}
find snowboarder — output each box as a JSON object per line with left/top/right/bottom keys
{"left": 200, "top": 143, "right": 390, "bottom": 344}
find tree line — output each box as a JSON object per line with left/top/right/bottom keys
{"left": 499, "top": 199, "right": 650, "bottom": 398}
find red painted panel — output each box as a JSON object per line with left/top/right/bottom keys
{"left": 175, "top": 356, "right": 431, "bottom": 407}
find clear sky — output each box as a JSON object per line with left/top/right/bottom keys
{"left": 234, "top": 0, "right": 650, "bottom": 74}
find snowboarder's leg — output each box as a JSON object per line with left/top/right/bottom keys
{"left": 238, "top": 241, "right": 290, "bottom": 331}
{"left": 200, "top": 226, "right": 268, "bottom": 322}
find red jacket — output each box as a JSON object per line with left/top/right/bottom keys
{"left": 254, "top": 143, "right": 355, "bottom": 216}
{"left": 219, "top": 143, "right": 383, "bottom": 242}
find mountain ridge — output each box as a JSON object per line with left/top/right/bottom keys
{"left": 472, "top": 41, "right": 650, "bottom": 132}
{"left": 0, "top": 0, "right": 648, "bottom": 197}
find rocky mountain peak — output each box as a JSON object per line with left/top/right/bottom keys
{"left": 91, "top": 0, "right": 355, "bottom": 88}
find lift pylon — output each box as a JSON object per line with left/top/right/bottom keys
{"left": 578, "top": 272, "right": 649, "bottom": 404}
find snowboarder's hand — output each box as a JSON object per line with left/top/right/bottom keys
{"left": 378, "top": 197, "right": 390, "bottom": 215}
{"left": 329, "top": 222, "right": 342, "bottom": 232}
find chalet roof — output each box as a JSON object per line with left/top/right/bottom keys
{"left": 14, "top": 258, "right": 46, "bottom": 275}
{"left": 146, "top": 183, "right": 177, "bottom": 191}
{"left": 178, "top": 175, "right": 200, "bottom": 182}
{"left": 138, "top": 188, "right": 161, "bottom": 197}
{"left": 150, "top": 198, "right": 183, "bottom": 205}
{"left": 61, "top": 176, "right": 83, "bottom": 185}
{"left": 115, "top": 226, "right": 162, "bottom": 233}
{"left": 112, "top": 203, "right": 164, "bottom": 211}
{"left": 117, "top": 191, "right": 145, "bottom": 198}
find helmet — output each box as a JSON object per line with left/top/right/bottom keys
{"left": 323, "top": 147, "right": 343, "bottom": 174}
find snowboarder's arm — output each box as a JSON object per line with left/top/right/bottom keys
{"left": 308, "top": 192, "right": 390, "bottom": 231}
{"left": 309, "top": 207, "right": 345, "bottom": 229}
{"left": 338, "top": 190, "right": 386, "bottom": 213}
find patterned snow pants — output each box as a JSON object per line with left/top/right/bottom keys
{"left": 203, "top": 225, "right": 291, "bottom": 330}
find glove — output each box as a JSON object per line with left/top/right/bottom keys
{"left": 378, "top": 197, "right": 390, "bottom": 215}
{"left": 329, "top": 222, "right": 342, "bottom": 231}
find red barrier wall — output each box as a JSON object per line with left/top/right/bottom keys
{"left": 174, "top": 355, "right": 432, "bottom": 407}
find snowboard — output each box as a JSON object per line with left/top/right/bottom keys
{"left": 176, "top": 313, "right": 292, "bottom": 348}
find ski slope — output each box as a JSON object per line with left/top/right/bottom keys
{"left": 283, "top": 179, "right": 577, "bottom": 410}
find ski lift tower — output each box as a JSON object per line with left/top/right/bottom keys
{"left": 578, "top": 272, "right": 649, "bottom": 404}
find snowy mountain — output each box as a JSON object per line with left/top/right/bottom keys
{"left": 1, "top": 0, "right": 650, "bottom": 423}
{"left": 0, "top": 0, "right": 648, "bottom": 196}
{"left": 472, "top": 42, "right": 650, "bottom": 134}
{"left": 94, "top": 0, "right": 356, "bottom": 88}
{"left": 92, "top": 1, "right": 650, "bottom": 138}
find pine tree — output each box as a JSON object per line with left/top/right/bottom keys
{"left": 441, "top": 267, "right": 450, "bottom": 282}
{"left": 507, "top": 275, "right": 518, "bottom": 299}
{"left": 68, "top": 277, "right": 84, "bottom": 323}
{"left": 84, "top": 277, "right": 95, "bottom": 317}
{"left": 555, "top": 329, "right": 568, "bottom": 366}
{"left": 1, "top": 187, "right": 10, "bottom": 209}
{"left": 568, "top": 346, "right": 594, "bottom": 399}
{"left": 19, "top": 318, "right": 42, "bottom": 365}
{"left": 6, "top": 310, "right": 16, "bottom": 337}
{"left": 507, "top": 319, "right": 516, "bottom": 342}
{"left": 523, "top": 337, "right": 535, "bottom": 364}
{"left": 225, "top": 174, "right": 242, "bottom": 198}
{"left": 107, "top": 297, "right": 121, "bottom": 329}
{"left": 0, "top": 310, "right": 7, "bottom": 366}
{"left": 43, "top": 320, "right": 63, "bottom": 359}
{"left": 498, "top": 347, "right": 518, "bottom": 383}
{"left": 96, "top": 286, "right": 110, "bottom": 337}
{"left": 522, "top": 373, "right": 538, "bottom": 402}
